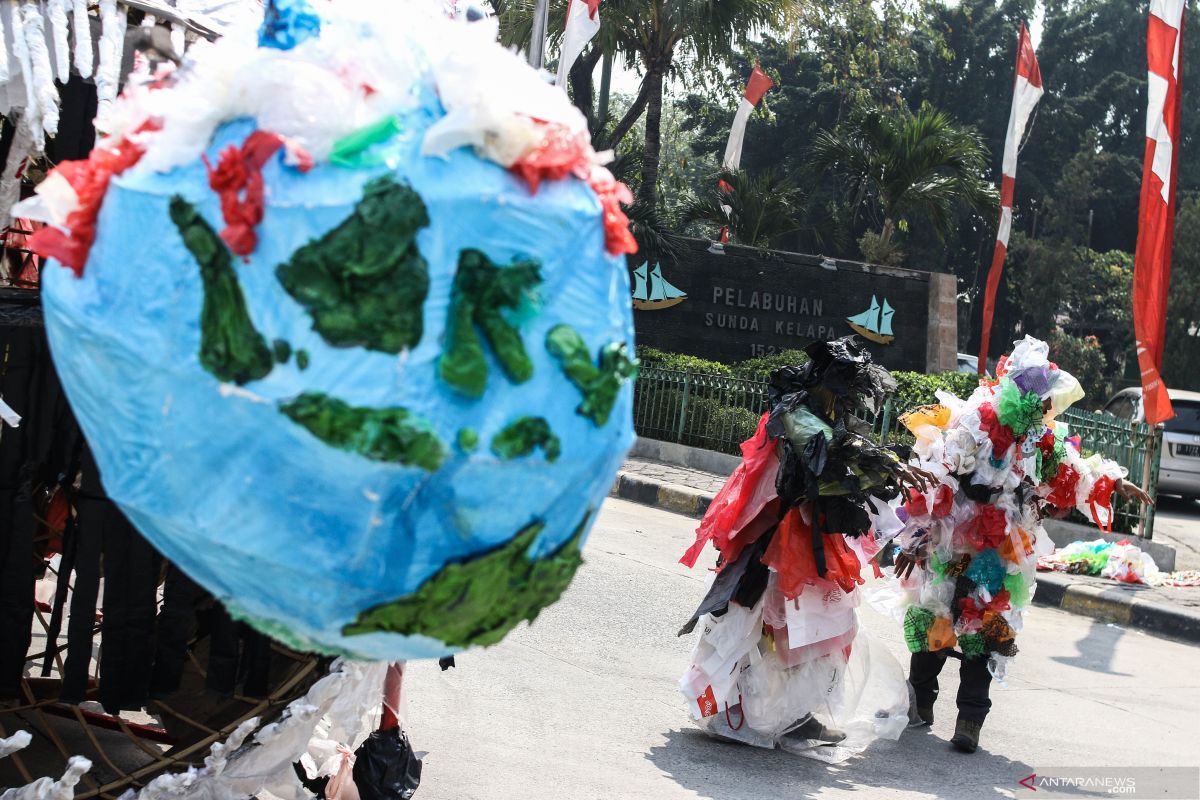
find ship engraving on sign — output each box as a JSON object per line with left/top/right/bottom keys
{"left": 847, "top": 295, "right": 895, "bottom": 344}
{"left": 632, "top": 262, "right": 687, "bottom": 311}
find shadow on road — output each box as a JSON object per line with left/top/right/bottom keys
{"left": 647, "top": 726, "right": 1036, "bottom": 800}
{"left": 1050, "top": 620, "right": 1132, "bottom": 676}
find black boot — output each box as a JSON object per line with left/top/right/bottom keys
{"left": 907, "top": 680, "right": 934, "bottom": 727}
{"left": 951, "top": 717, "right": 982, "bottom": 753}
{"left": 784, "top": 714, "right": 846, "bottom": 745}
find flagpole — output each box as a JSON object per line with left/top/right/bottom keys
{"left": 529, "top": 0, "right": 550, "bottom": 69}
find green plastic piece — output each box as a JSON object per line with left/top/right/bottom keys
{"left": 457, "top": 428, "right": 480, "bottom": 453}
{"left": 343, "top": 512, "right": 592, "bottom": 647}
{"left": 280, "top": 392, "right": 445, "bottom": 471}
{"left": 1004, "top": 572, "right": 1031, "bottom": 608}
{"left": 1040, "top": 438, "right": 1068, "bottom": 483}
{"left": 169, "top": 197, "right": 274, "bottom": 386}
{"left": 779, "top": 406, "right": 835, "bottom": 450}
{"left": 929, "top": 552, "right": 949, "bottom": 584}
{"left": 903, "top": 606, "right": 936, "bottom": 653}
{"left": 544, "top": 325, "right": 638, "bottom": 426}
{"left": 959, "top": 633, "right": 987, "bottom": 658}
{"left": 277, "top": 177, "right": 430, "bottom": 353}
{"left": 273, "top": 339, "right": 292, "bottom": 364}
{"left": 490, "top": 417, "right": 561, "bottom": 463}
{"left": 439, "top": 249, "right": 541, "bottom": 398}
{"left": 329, "top": 116, "right": 403, "bottom": 168}
{"left": 297, "top": 349, "right": 310, "bottom": 370}
{"left": 996, "top": 377, "right": 1045, "bottom": 436}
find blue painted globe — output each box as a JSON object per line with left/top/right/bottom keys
{"left": 41, "top": 100, "right": 636, "bottom": 659}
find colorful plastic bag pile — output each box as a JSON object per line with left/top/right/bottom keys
{"left": 1037, "top": 539, "right": 1200, "bottom": 587}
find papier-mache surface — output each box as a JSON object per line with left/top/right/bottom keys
{"left": 36, "top": 0, "right": 637, "bottom": 660}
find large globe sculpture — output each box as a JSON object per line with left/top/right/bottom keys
{"left": 29, "top": 2, "right": 637, "bottom": 660}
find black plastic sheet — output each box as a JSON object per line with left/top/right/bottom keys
{"left": 352, "top": 728, "right": 423, "bottom": 800}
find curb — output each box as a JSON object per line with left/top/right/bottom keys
{"left": 610, "top": 472, "right": 712, "bottom": 518}
{"left": 611, "top": 470, "right": 1200, "bottom": 646}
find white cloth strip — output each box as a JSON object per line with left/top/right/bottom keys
{"left": 722, "top": 97, "right": 754, "bottom": 171}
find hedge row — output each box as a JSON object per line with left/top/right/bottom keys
{"left": 636, "top": 345, "right": 980, "bottom": 411}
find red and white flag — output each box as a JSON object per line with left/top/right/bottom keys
{"left": 555, "top": 0, "right": 601, "bottom": 88}
{"left": 978, "top": 23, "right": 1043, "bottom": 376}
{"left": 722, "top": 64, "right": 774, "bottom": 170}
{"left": 1133, "top": 0, "right": 1185, "bottom": 424}
{"left": 717, "top": 64, "right": 773, "bottom": 243}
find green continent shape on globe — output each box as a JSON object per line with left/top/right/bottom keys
{"left": 545, "top": 324, "right": 638, "bottom": 426}
{"left": 343, "top": 512, "right": 592, "bottom": 647}
{"left": 491, "top": 417, "right": 561, "bottom": 462}
{"left": 170, "top": 197, "right": 274, "bottom": 385}
{"left": 276, "top": 176, "right": 430, "bottom": 354}
{"left": 281, "top": 392, "right": 446, "bottom": 471}
{"left": 457, "top": 428, "right": 480, "bottom": 453}
{"left": 439, "top": 249, "right": 541, "bottom": 398}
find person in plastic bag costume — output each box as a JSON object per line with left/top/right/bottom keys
{"left": 677, "top": 336, "right": 933, "bottom": 761}
{"left": 891, "top": 335, "right": 1152, "bottom": 753}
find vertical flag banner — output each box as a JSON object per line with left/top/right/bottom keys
{"left": 722, "top": 64, "right": 774, "bottom": 170}
{"left": 1133, "top": 0, "right": 1185, "bottom": 424}
{"left": 555, "top": 0, "right": 601, "bottom": 88}
{"left": 978, "top": 23, "right": 1043, "bottom": 375}
{"left": 717, "top": 64, "right": 774, "bottom": 243}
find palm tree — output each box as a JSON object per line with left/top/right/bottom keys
{"left": 683, "top": 168, "right": 820, "bottom": 249}
{"left": 808, "top": 106, "right": 997, "bottom": 259}
{"left": 494, "top": 0, "right": 789, "bottom": 208}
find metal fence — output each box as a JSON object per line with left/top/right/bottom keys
{"left": 1059, "top": 407, "right": 1162, "bottom": 538}
{"left": 632, "top": 367, "right": 768, "bottom": 453}
{"left": 633, "top": 365, "right": 1162, "bottom": 538}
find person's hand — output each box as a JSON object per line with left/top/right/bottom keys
{"left": 1115, "top": 479, "right": 1154, "bottom": 506}
{"left": 898, "top": 465, "right": 938, "bottom": 494}
{"left": 893, "top": 550, "right": 923, "bottom": 580}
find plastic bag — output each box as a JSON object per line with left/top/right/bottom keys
{"left": 682, "top": 413, "right": 778, "bottom": 567}
{"left": 325, "top": 748, "right": 360, "bottom": 800}
{"left": 351, "top": 729, "right": 422, "bottom": 800}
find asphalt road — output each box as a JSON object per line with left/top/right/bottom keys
{"left": 404, "top": 499, "right": 1200, "bottom": 800}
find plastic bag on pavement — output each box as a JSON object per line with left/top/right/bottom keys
{"left": 1101, "top": 541, "right": 1161, "bottom": 585}
{"left": 351, "top": 729, "right": 422, "bottom": 800}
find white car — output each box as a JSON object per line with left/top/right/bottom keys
{"left": 1101, "top": 387, "right": 1200, "bottom": 501}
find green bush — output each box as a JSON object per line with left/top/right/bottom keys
{"left": 702, "top": 404, "right": 762, "bottom": 452}
{"left": 635, "top": 349, "right": 987, "bottom": 452}
{"left": 636, "top": 346, "right": 733, "bottom": 375}
{"left": 891, "top": 371, "right": 980, "bottom": 413}
{"left": 731, "top": 349, "right": 810, "bottom": 379}
{"left": 638, "top": 346, "right": 815, "bottom": 378}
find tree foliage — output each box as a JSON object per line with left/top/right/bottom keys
{"left": 682, "top": 168, "right": 820, "bottom": 249}
{"left": 808, "top": 107, "right": 997, "bottom": 253}
{"left": 494, "top": 0, "right": 1200, "bottom": 389}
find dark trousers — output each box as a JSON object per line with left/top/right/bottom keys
{"left": 910, "top": 650, "right": 993, "bottom": 724}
